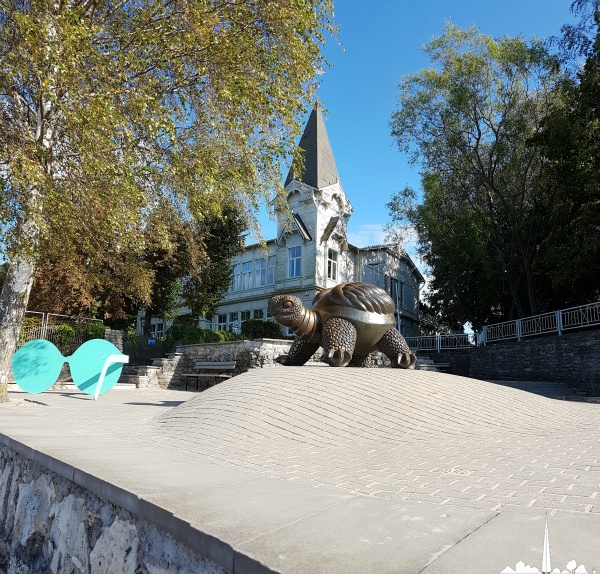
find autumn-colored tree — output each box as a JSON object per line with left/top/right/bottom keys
{"left": 0, "top": 0, "right": 335, "bottom": 397}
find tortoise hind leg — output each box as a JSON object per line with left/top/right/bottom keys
{"left": 321, "top": 317, "right": 356, "bottom": 367}
{"left": 275, "top": 338, "right": 320, "bottom": 366}
{"left": 347, "top": 354, "right": 372, "bottom": 368}
{"left": 377, "top": 327, "right": 416, "bottom": 369}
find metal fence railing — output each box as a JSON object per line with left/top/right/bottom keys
{"left": 19, "top": 312, "right": 104, "bottom": 356}
{"left": 406, "top": 333, "right": 476, "bottom": 352}
{"left": 123, "top": 335, "right": 168, "bottom": 365}
{"left": 407, "top": 300, "right": 600, "bottom": 352}
{"left": 479, "top": 301, "right": 600, "bottom": 345}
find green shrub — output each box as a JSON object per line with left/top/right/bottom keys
{"left": 218, "top": 330, "right": 245, "bottom": 342}
{"left": 54, "top": 324, "right": 77, "bottom": 346}
{"left": 241, "top": 319, "right": 284, "bottom": 340}
{"left": 18, "top": 317, "right": 43, "bottom": 345}
{"left": 164, "top": 324, "right": 244, "bottom": 347}
{"left": 81, "top": 322, "right": 106, "bottom": 339}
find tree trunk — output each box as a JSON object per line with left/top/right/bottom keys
{"left": 0, "top": 256, "right": 37, "bottom": 400}
{"left": 522, "top": 255, "right": 538, "bottom": 316}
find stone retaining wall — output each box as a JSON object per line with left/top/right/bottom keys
{"left": 423, "top": 329, "right": 600, "bottom": 394}
{"left": 103, "top": 329, "right": 123, "bottom": 352}
{"left": 165, "top": 339, "right": 393, "bottom": 389}
{"left": 168, "top": 339, "right": 297, "bottom": 389}
{"left": 0, "top": 445, "right": 225, "bottom": 574}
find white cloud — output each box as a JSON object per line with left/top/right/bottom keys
{"left": 346, "top": 223, "right": 387, "bottom": 248}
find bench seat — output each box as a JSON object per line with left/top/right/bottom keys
{"left": 181, "top": 361, "right": 236, "bottom": 390}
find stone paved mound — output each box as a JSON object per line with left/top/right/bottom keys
{"left": 152, "top": 369, "right": 600, "bottom": 513}
{"left": 155, "top": 368, "right": 583, "bottom": 447}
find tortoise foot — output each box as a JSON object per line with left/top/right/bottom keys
{"left": 321, "top": 318, "right": 357, "bottom": 368}
{"left": 320, "top": 348, "right": 353, "bottom": 367}
{"left": 391, "top": 351, "right": 417, "bottom": 369}
{"left": 276, "top": 338, "right": 320, "bottom": 366}
{"left": 377, "top": 328, "right": 416, "bottom": 369}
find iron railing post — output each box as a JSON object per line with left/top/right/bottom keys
{"left": 556, "top": 310, "right": 562, "bottom": 336}
{"left": 41, "top": 313, "right": 48, "bottom": 340}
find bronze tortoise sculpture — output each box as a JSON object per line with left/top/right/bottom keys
{"left": 268, "top": 282, "right": 417, "bottom": 368}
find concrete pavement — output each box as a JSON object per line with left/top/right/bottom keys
{"left": 2, "top": 368, "right": 600, "bottom": 573}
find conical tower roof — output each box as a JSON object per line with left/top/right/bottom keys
{"left": 285, "top": 106, "right": 340, "bottom": 189}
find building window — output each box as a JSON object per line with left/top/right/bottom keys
{"left": 390, "top": 278, "right": 400, "bottom": 306}
{"left": 404, "top": 284, "right": 416, "bottom": 313}
{"left": 267, "top": 255, "right": 276, "bottom": 285}
{"left": 253, "top": 309, "right": 264, "bottom": 320}
{"left": 229, "top": 312, "right": 239, "bottom": 332}
{"left": 327, "top": 248, "right": 338, "bottom": 280}
{"left": 288, "top": 246, "right": 301, "bottom": 278}
{"left": 150, "top": 322, "right": 164, "bottom": 339}
{"left": 217, "top": 314, "right": 227, "bottom": 331}
{"left": 242, "top": 261, "right": 253, "bottom": 290}
{"left": 241, "top": 310, "right": 251, "bottom": 322}
{"left": 231, "top": 263, "right": 241, "bottom": 292}
{"left": 255, "top": 258, "right": 267, "bottom": 287}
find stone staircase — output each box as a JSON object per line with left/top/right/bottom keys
{"left": 116, "top": 352, "right": 183, "bottom": 389}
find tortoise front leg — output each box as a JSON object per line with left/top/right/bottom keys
{"left": 321, "top": 318, "right": 356, "bottom": 367}
{"left": 377, "top": 327, "right": 416, "bottom": 368}
{"left": 275, "top": 337, "right": 320, "bottom": 366}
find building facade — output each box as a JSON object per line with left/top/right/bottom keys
{"left": 209, "top": 107, "right": 424, "bottom": 338}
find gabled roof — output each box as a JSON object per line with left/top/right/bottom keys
{"left": 284, "top": 106, "right": 340, "bottom": 189}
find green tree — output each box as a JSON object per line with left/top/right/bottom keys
{"left": 0, "top": 0, "right": 334, "bottom": 397}
{"left": 556, "top": 0, "right": 600, "bottom": 64}
{"left": 182, "top": 203, "right": 245, "bottom": 320}
{"left": 389, "top": 180, "right": 512, "bottom": 331}
{"left": 389, "top": 24, "right": 560, "bottom": 326}
{"left": 535, "top": 4, "right": 600, "bottom": 308}
{"left": 139, "top": 199, "right": 198, "bottom": 337}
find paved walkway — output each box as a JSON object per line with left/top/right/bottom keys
{"left": 2, "top": 369, "right": 600, "bottom": 573}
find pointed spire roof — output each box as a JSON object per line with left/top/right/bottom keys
{"left": 285, "top": 106, "right": 340, "bottom": 189}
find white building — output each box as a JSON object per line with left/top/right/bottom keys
{"left": 209, "top": 106, "right": 424, "bottom": 338}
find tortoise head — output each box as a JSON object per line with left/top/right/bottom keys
{"left": 268, "top": 294, "right": 305, "bottom": 327}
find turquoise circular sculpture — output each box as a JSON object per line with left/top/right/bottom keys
{"left": 12, "top": 339, "right": 65, "bottom": 394}
{"left": 68, "top": 339, "right": 123, "bottom": 396}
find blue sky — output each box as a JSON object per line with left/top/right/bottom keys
{"left": 258, "top": 0, "right": 578, "bottom": 249}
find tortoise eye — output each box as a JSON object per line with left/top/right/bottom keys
{"left": 283, "top": 300, "right": 293, "bottom": 308}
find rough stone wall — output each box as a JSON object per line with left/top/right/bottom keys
{"left": 0, "top": 446, "right": 227, "bottom": 574}
{"left": 423, "top": 350, "right": 471, "bottom": 378}
{"left": 103, "top": 329, "right": 123, "bottom": 352}
{"left": 138, "top": 354, "right": 185, "bottom": 389}
{"left": 470, "top": 330, "right": 600, "bottom": 392}
{"left": 170, "top": 340, "right": 400, "bottom": 387}
{"left": 420, "top": 330, "right": 600, "bottom": 394}
{"left": 168, "top": 339, "right": 297, "bottom": 388}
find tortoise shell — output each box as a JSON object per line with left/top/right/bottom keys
{"left": 313, "top": 282, "right": 396, "bottom": 354}
{"left": 313, "top": 282, "right": 396, "bottom": 315}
